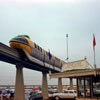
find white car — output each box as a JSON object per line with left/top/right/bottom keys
{"left": 64, "top": 90, "right": 77, "bottom": 96}
{"left": 49, "top": 90, "right": 76, "bottom": 100}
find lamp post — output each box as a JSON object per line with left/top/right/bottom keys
{"left": 66, "top": 34, "right": 69, "bottom": 62}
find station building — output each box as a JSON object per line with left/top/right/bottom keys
{"left": 50, "top": 57, "right": 100, "bottom": 100}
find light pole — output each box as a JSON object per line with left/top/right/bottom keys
{"left": 66, "top": 34, "right": 69, "bottom": 62}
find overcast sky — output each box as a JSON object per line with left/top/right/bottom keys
{"left": 0, "top": 0, "right": 100, "bottom": 85}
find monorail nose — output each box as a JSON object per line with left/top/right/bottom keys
{"left": 9, "top": 36, "right": 31, "bottom": 55}
{"left": 10, "top": 36, "right": 29, "bottom": 45}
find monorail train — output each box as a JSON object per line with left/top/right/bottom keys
{"left": 9, "top": 35, "right": 63, "bottom": 70}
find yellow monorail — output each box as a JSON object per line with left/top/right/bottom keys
{"left": 9, "top": 35, "right": 62, "bottom": 69}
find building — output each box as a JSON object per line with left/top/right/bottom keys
{"left": 50, "top": 58, "right": 100, "bottom": 100}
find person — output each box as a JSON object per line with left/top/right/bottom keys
{"left": 0, "top": 91, "right": 3, "bottom": 100}
{"left": 5, "top": 91, "right": 10, "bottom": 100}
{"left": 9, "top": 92, "right": 14, "bottom": 100}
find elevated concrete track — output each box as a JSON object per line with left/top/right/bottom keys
{"left": 0, "top": 42, "right": 59, "bottom": 73}
{"left": 0, "top": 42, "right": 62, "bottom": 100}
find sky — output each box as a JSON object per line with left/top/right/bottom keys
{"left": 0, "top": 0, "right": 100, "bottom": 85}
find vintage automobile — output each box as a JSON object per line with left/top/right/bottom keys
{"left": 49, "top": 89, "right": 76, "bottom": 100}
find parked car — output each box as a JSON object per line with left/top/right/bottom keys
{"left": 25, "top": 90, "right": 31, "bottom": 100}
{"left": 48, "top": 89, "right": 59, "bottom": 94}
{"left": 64, "top": 90, "right": 77, "bottom": 96}
{"left": 25, "top": 89, "right": 42, "bottom": 100}
{"left": 49, "top": 89, "right": 76, "bottom": 100}
{"left": 29, "top": 90, "right": 43, "bottom": 100}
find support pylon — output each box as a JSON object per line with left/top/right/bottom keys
{"left": 58, "top": 78, "right": 62, "bottom": 92}
{"left": 14, "top": 64, "right": 25, "bottom": 100}
{"left": 42, "top": 72, "right": 48, "bottom": 100}
{"left": 70, "top": 78, "right": 73, "bottom": 90}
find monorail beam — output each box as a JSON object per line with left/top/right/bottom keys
{"left": 0, "top": 42, "right": 59, "bottom": 73}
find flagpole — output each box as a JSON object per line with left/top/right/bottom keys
{"left": 94, "top": 44, "right": 97, "bottom": 70}
{"left": 93, "top": 34, "right": 96, "bottom": 69}
{"left": 94, "top": 46, "right": 95, "bottom": 65}
{"left": 66, "top": 34, "right": 69, "bottom": 62}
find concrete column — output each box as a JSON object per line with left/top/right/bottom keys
{"left": 90, "top": 76, "right": 93, "bottom": 97}
{"left": 77, "top": 78, "right": 79, "bottom": 97}
{"left": 70, "top": 78, "right": 73, "bottom": 90}
{"left": 42, "top": 72, "right": 48, "bottom": 100}
{"left": 14, "top": 64, "right": 25, "bottom": 100}
{"left": 58, "top": 78, "right": 62, "bottom": 92}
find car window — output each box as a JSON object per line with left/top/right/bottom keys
{"left": 64, "top": 91, "right": 68, "bottom": 93}
{"left": 69, "top": 91, "right": 73, "bottom": 93}
{"left": 74, "top": 91, "right": 76, "bottom": 93}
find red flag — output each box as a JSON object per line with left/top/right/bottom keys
{"left": 93, "top": 34, "right": 96, "bottom": 51}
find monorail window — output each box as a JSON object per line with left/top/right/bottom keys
{"left": 38, "top": 46, "right": 42, "bottom": 52}
{"left": 13, "top": 37, "right": 28, "bottom": 44}
{"left": 35, "top": 44, "right": 39, "bottom": 50}
{"left": 55, "top": 57, "right": 60, "bottom": 62}
{"left": 36, "top": 45, "right": 38, "bottom": 49}
{"left": 24, "top": 35, "right": 30, "bottom": 39}
{"left": 46, "top": 52, "right": 48, "bottom": 56}
{"left": 37, "top": 46, "right": 39, "bottom": 50}
{"left": 34, "top": 43, "right": 36, "bottom": 48}
{"left": 39, "top": 47, "right": 42, "bottom": 52}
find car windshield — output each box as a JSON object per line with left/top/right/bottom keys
{"left": 29, "top": 90, "right": 37, "bottom": 95}
{"left": 48, "top": 89, "right": 59, "bottom": 94}
{"left": 64, "top": 90, "right": 76, "bottom": 94}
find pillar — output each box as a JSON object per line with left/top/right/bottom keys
{"left": 14, "top": 64, "right": 25, "bottom": 100}
{"left": 77, "top": 78, "right": 79, "bottom": 97}
{"left": 70, "top": 78, "right": 73, "bottom": 90}
{"left": 42, "top": 72, "right": 48, "bottom": 100}
{"left": 90, "top": 76, "right": 93, "bottom": 97}
{"left": 58, "top": 78, "right": 62, "bottom": 92}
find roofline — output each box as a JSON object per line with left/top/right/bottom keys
{"left": 50, "top": 68, "right": 100, "bottom": 78}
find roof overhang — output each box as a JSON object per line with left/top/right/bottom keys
{"left": 50, "top": 68, "right": 100, "bottom": 78}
